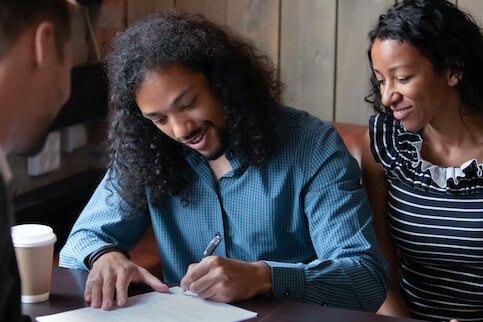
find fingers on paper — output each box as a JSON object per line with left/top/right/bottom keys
{"left": 114, "top": 270, "right": 131, "bottom": 307}
{"left": 101, "top": 276, "right": 116, "bottom": 310}
{"left": 84, "top": 275, "right": 103, "bottom": 308}
{"left": 141, "top": 271, "right": 169, "bottom": 293}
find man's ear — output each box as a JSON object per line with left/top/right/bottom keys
{"left": 34, "top": 22, "right": 55, "bottom": 67}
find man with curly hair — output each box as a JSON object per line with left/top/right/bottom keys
{"left": 60, "top": 9, "right": 387, "bottom": 312}
{"left": 0, "top": 0, "right": 72, "bottom": 321}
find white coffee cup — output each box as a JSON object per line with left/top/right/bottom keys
{"left": 11, "top": 224, "right": 57, "bottom": 303}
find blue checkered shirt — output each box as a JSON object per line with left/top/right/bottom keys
{"left": 59, "top": 106, "right": 387, "bottom": 312}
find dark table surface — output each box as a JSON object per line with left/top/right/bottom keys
{"left": 23, "top": 266, "right": 420, "bottom": 321}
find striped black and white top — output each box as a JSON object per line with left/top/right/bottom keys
{"left": 370, "top": 114, "right": 483, "bottom": 322}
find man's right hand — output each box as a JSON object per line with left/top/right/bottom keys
{"left": 84, "top": 251, "right": 169, "bottom": 310}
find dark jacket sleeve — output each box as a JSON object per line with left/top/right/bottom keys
{"left": 0, "top": 174, "right": 30, "bottom": 322}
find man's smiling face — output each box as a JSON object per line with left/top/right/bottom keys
{"left": 136, "top": 66, "right": 228, "bottom": 160}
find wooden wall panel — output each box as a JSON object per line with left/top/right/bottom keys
{"left": 280, "top": 0, "right": 336, "bottom": 122}
{"left": 335, "top": 0, "right": 395, "bottom": 125}
{"left": 176, "top": 0, "right": 227, "bottom": 24}
{"left": 226, "top": 0, "right": 280, "bottom": 65}
{"left": 122, "top": 0, "right": 483, "bottom": 125}
{"left": 126, "top": 0, "right": 173, "bottom": 25}
{"left": 458, "top": 0, "right": 483, "bottom": 25}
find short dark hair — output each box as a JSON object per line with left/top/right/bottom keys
{"left": 105, "top": 9, "right": 284, "bottom": 211}
{"left": 0, "top": 0, "right": 71, "bottom": 60}
{"left": 366, "top": 0, "right": 483, "bottom": 114}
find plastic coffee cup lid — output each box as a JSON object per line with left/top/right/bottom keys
{"left": 11, "top": 224, "right": 57, "bottom": 247}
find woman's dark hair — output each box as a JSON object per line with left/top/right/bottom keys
{"left": 365, "top": 0, "right": 483, "bottom": 114}
{"left": 105, "top": 9, "right": 284, "bottom": 212}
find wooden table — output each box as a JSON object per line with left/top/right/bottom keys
{"left": 23, "top": 266, "right": 420, "bottom": 321}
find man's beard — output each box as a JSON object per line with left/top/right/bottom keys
{"left": 179, "top": 120, "right": 230, "bottom": 161}
{"left": 205, "top": 125, "right": 230, "bottom": 161}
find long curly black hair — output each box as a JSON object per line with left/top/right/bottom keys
{"left": 366, "top": 0, "right": 483, "bottom": 115}
{"left": 105, "top": 9, "right": 284, "bottom": 212}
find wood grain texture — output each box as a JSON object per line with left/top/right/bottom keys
{"left": 121, "top": 0, "right": 483, "bottom": 125}
{"left": 176, "top": 0, "right": 227, "bottom": 24}
{"left": 280, "top": 0, "right": 336, "bottom": 122}
{"left": 126, "top": 0, "right": 174, "bottom": 25}
{"left": 458, "top": 0, "right": 483, "bottom": 25}
{"left": 335, "top": 0, "right": 395, "bottom": 124}
{"left": 227, "top": 0, "right": 280, "bottom": 65}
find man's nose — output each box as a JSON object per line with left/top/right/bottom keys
{"left": 170, "top": 114, "right": 194, "bottom": 141}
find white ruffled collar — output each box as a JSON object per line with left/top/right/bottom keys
{"left": 409, "top": 139, "right": 483, "bottom": 188}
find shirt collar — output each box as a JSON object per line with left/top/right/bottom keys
{"left": 224, "top": 146, "right": 249, "bottom": 177}
{"left": 184, "top": 145, "right": 249, "bottom": 178}
{"left": 0, "top": 145, "right": 13, "bottom": 183}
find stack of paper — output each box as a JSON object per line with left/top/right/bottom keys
{"left": 36, "top": 287, "right": 257, "bottom": 322}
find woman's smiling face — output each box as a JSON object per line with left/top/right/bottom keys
{"left": 371, "top": 38, "right": 459, "bottom": 132}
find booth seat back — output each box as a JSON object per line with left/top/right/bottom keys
{"left": 332, "top": 122, "right": 368, "bottom": 168}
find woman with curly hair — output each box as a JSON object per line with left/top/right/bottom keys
{"left": 60, "top": 9, "right": 387, "bottom": 312}
{"left": 362, "top": 0, "right": 483, "bottom": 320}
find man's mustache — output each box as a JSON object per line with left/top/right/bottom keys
{"left": 177, "top": 120, "right": 214, "bottom": 143}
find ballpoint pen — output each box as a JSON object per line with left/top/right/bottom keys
{"left": 202, "top": 232, "right": 222, "bottom": 259}
{"left": 182, "top": 232, "right": 223, "bottom": 295}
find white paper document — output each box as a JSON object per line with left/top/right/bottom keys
{"left": 36, "top": 287, "right": 257, "bottom": 322}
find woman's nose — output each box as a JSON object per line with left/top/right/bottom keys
{"left": 381, "top": 82, "right": 401, "bottom": 107}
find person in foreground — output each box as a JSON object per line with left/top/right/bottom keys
{"left": 362, "top": 0, "right": 483, "bottom": 321}
{"left": 60, "top": 9, "right": 387, "bottom": 312}
{"left": 0, "top": 0, "right": 72, "bottom": 321}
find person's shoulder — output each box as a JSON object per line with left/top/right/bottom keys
{"left": 277, "top": 105, "right": 333, "bottom": 137}
{"left": 369, "top": 113, "right": 419, "bottom": 146}
{"left": 369, "top": 113, "right": 397, "bottom": 130}
{"left": 369, "top": 112, "right": 424, "bottom": 173}
{"left": 274, "top": 106, "right": 344, "bottom": 160}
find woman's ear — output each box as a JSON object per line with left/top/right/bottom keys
{"left": 33, "top": 22, "right": 55, "bottom": 67}
{"left": 447, "top": 70, "right": 462, "bottom": 87}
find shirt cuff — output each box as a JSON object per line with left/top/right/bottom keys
{"left": 84, "top": 245, "right": 131, "bottom": 269}
{"left": 262, "top": 260, "right": 305, "bottom": 302}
